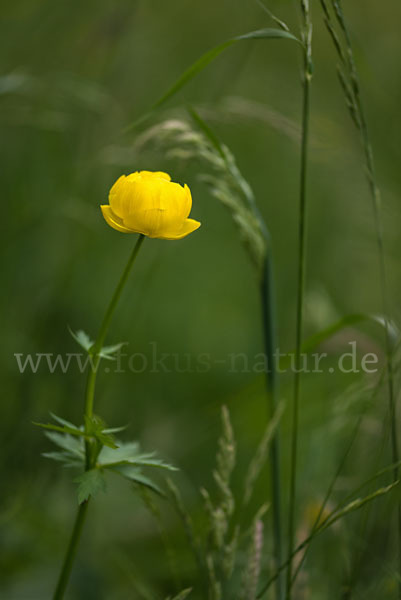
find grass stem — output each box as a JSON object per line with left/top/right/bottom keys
{"left": 286, "top": 3, "right": 312, "bottom": 596}
{"left": 321, "top": 1, "right": 399, "bottom": 592}
{"left": 260, "top": 250, "right": 284, "bottom": 600}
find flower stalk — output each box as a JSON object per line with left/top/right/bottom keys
{"left": 52, "top": 234, "right": 145, "bottom": 600}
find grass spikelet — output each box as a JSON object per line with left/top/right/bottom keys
{"left": 241, "top": 519, "right": 264, "bottom": 600}
{"left": 222, "top": 525, "right": 240, "bottom": 580}
{"left": 206, "top": 554, "right": 222, "bottom": 600}
{"left": 319, "top": 0, "right": 400, "bottom": 590}
{"left": 131, "top": 115, "right": 268, "bottom": 274}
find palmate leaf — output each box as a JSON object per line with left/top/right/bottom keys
{"left": 118, "top": 457, "right": 178, "bottom": 470}
{"left": 108, "top": 464, "right": 165, "bottom": 496}
{"left": 33, "top": 421, "right": 87, "bottom": 438}
{"left": 98, "top": 441, "right": 141, "bottom": 464}
{"left": 38, "top": 414, "right": 126, "bottom": 471}
{"left": 50, "top": 412, "right": 79, "bottom": 430}
{"left": 103, "top": 424, "right": 129, "bottom": 434}
{"left": 42, "top": 451, "right": 83, "bottom": 467}
{"left": 98, "top": 442, "right": 178, "bottom": 471}
{"left": 36, "top": 413, "right": 121, "bottom": 450}
{"left": 75, "top": 469, "right": 107, "bottom": 504}
{"left": 98, "top": 341, "right": 127, "bottom": 361}
{"left": 42, "top": 431, "right": 85, "bottom": 468}
{"left": 69, "top": 327, "right": 127, "bottom": 361}
{"left": 125, "top": 28, "right": 301, "bottom": 131}
{"left": 39, "top": 413, "right": 175, "bottom": 499}
{"left": 84, "top": 415, "right": 118, "bottom": 449}
{"left": 44, "top": 431, "right": 84, "bottom": 458}
{"left": 69, "top": 328, "right": 93, "bottom": 352}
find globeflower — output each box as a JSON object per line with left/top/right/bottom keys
{"left": 101, "top": 171, "right": 201, "bottom": 240}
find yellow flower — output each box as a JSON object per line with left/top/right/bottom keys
{"left": 101, "top": 171, "right": 201, "bottom": 240}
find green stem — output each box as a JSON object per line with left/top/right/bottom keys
{"left": 331, "top": 1, "right": 399, "bottom": 591}
{"left": 260, "top": 249, "right": 283, "bottom": 600}
{"left": 52, "top": 234, "right": 145, "bottom": 600}
{"left": 85, "top": 234, "right": 145, "bottom": 420}
{"left": 53, "top": 501, "right": 89, "bottom": 600}
{"left": 258, "top": 478, "right": 399, "bottom": 598}
{"left": 286, "top": 11, "right": 312, "bottom": 598}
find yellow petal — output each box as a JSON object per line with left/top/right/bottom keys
{"left": 182, "top": 184, "right": 192, "bottom": 218}
{"left": 158, "top": 218, "right": 201, "bottom": 240}
{"left": 127, "top": 208, "right": 165, "bottom": 237}
{"left": 101, "top": 205, "right": 134, "bottom": 233}
{"left": 109, "top": 175, "right": 133, "bottom": 219}
{"left": 138, "top": 171, "right": 171, "bottom": 181}
{"left": 123, "top": 180, "right": 186, "bottom": 234}
{"left": 104, "top": 171, "right": 199, "bottom": 240}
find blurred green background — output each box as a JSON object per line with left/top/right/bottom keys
{"left": 2, "top": 0, "right": 401, "bottom": 598}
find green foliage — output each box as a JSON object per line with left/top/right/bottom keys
{"left": 134, "top": 115, "right": 268, "bottom": 272}
{"left": 69, "top": 328, "right": 93, "bottom": 352}
{"left": 84, "top": 414, "right": 118, "bottom": 449}
{"left": 39, "top": 414, "right": 176, "bottom": 502}
{"left": 97, "top": 441, "right": 177, "bottom": 471}
{"left": 126, "top": 28, "right": 300, "bottom": 130}
{"left": 166, "top": 589, "right": 192, "bottom": 600}
{"left": 42, "top": 431, "right": 84, "bottom": 467}
{"left": 3, "top": 0, "right": 401, "bottom": 597}
{"left": 75, "top": 469, "right": 107, "bottom": 504}
{"left": 244, "top": 399, "right": 285, "bottom": 505}
{"left": 110, "top": 465, "right": 165, "bottom": 496}
{"left": 69, "top": 327, "right": 127, "bottom": 360}
{"left": 166, "top": 407, "right": 272, "bottom": 598}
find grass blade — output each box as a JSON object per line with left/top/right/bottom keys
{"left": 258, "top": 480, "right": 399, "bottom": 598}
{"left": 125, "top": 29, "right": 300, "bottom": 131}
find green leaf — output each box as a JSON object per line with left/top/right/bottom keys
{"left": 187, "top": 105, "right": 226, "bottom": 161}
{"left": 69, "top": 328, "right": 94, "bottom": 352}
{"left": 33, "top": 421, "right": 87, "bottom": 438}
{"left": 257, "top": 480, "right": 400, "bottom": 597}
{"left": 95, "top": 431, "right": 118, "bottom": 449}
{"left": 108, "top": 464, "right": 165, "bottom": 496}
{"left": 98, "top": 442, "right": 177, "bottom": 471}
{"left": 99, "top": 341, "right": 127, "bottom": 361}
{"left": 37, "top": 413, "right": 122, "bottom": 451}
{"left": 84, "top": 415, "right": 118, "bottom": 449}
{"left": 103, "top": 424, "right": 129, "bottom": 434}
{"left": 50, "top": 412, "right": 79, "bottom": 430}
{"left": 98, "top": 441, "right": 141, "bottom": 465}
{"left": 75, "top": 469, "right": 107, "bottom": 504}
{"left": 166, "top": 589, "right": 192, "bottom": 600}
{"left": 42, "top": 451, "right": 83, "bottom": 467}
{"left": 303, "top": 313, "right": 398, "bottom": 354}
{"left": 318, "top": 481, "right": 399, "bottom": 533}
{"left": 100, "top": 456, "right": 178, "bottom": 471}
{"left": 280, "top": 312, "right": 399, "bottom": 370}
{"left": 44, "top": 431, "right": 84, "bottom": 458}
{"left": 69, "top": 326, "right": 126, "bottom": 360}
{"left": 125, "top": 28, "right": 300, "bottom": 131}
